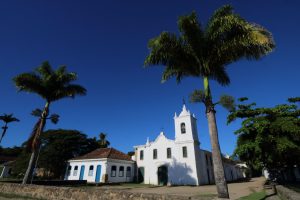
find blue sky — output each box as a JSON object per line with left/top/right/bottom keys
{"left": 0, "top": 0, "right": 299, "bottom": 155}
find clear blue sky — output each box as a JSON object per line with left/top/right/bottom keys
{"left": 0, "top": 0, "right": 299, "bottom": 155}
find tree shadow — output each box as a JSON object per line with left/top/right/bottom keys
{"left": 167, "top": 158, "right": 197, "bottom": 185}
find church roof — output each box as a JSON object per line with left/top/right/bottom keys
{"left": 70, "top": 148, "right": 132, "bottom": 161}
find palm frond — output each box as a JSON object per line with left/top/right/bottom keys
{"left": 190, "top": 90, "right": 206, "bottom": 103}
{"left": 219, "top": 95, "right": 235, "bottom": 112}
{"left": 0, "top": 114, "right": 20, "bottom": 123}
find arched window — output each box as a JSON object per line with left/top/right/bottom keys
{"left": 88, "top": 165, "right": 94, "bottom": 176}
{"left": 140, "top": 150, "right": 144, "bottom": 160}
{"left": 119, "top": 166, "right": 124, "bottom": 177}
{"left": 126, "top": 166, "right": 131, "bottom": 177}
{"left": 111, "top": 166, "right": 116, "bottom": 177}
{"left": 67, "top": 166, "right": 72, "bottom": 176}
{"left": 153, "top": 149, "right": 157, "bottom": 159}
{"left": 167, "top": 148, "right": 171, "bottom": 159}
{"left": 181, "top": 123, "right": 186, "bottom": 134}
{"left": 73, "top": 166, "right": 78, "bottom": 176}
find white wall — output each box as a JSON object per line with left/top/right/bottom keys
{"left": 135, "top": 132, "right": 200, "bottom": 185}
{"left": 66, "top": 158, "right": 134, "bottom": 183}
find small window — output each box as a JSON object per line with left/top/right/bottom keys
{"left": 126, "top": 166, "right": 131, "bottom": 177}
{"left": 140, "top": 150, "right": 144, "bottom": 160}
{"left": 183, "top": 146, "right": 187, "bottom": 158}
{"left": 88, "top": 165, "right": 94, "bottom": 176}
{"left": 181, "top": 123, "right": 186, "bottom": 134}
{"left": 73, "top": 166, "right": 78, "bottom": 176}
{"left": 111, "top": 166, "right": 116, "bottom": 177}
{"left": 119, "top": 166, "right": 124, "bottom": 177}
{"left": 167, "top": 148, "right": 171, "bottom": 159}
{"left": 153, "top": 149, "right": 157, "bottom": 159}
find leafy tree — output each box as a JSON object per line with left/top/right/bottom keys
{"left": 98, "top": 132, "right": 110, "bottom": 148}
{"left": 0, "top": 146, "right": 23, "bottom": 158}
{"left": 37, "top": 129, "right": 99, "bottom": 179}
{"left": 12, "top": 129, "right": 98, "bottom": 179}
{"left": 228, "top": 97, "right": 300, "bottom": 182}
{"left": 0, "top": 114, "right": 19, "bottom": 144}
{"left": 13, "top": 61, "right": 86, "bottom": 184}
{"left": 144, "top": 5, "right": 274, "bottom": 198}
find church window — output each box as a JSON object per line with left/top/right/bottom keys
{"left": 181, "top": 123, "right": 186, "bottom": 134}
{"left": 111, "top": 166, "right": 116, "bottom": 177}
{"left": 183, "top": 146, "right": 188, "bottom": 158}
{"left": 140, "top": 150, "right": 144, "bottom": 160}
{"left": 88, "top": 165, "right": 94, "bottom": 176}
{"left": 167, "top": 148, "right": 171, "bottom": 159}
{"left": 119, "top": 166, "right": 124, "bottom": 177}
{"left": 126, "top": 166, "right": 131, "bottom": 177}
{"left": 153, "top": 149, "right": 157, "bottom": 159}
{"left": 73, "top": 166, "right": 78, "bottom": 176}
{"left": 67, "top": 166, "right": 72, "bottom": 176}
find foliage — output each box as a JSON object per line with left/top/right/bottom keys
{"left": 0, "top": 113, "right": 20, "bottom": 143}
{"left": 144, "top": 5, "right": 274, "bottom": 88}
{"left": 0, "top": 146, "right": 23, "bottom": 158}
{"left": 228, "top": 98, "right": 300, "bottom": 180}
{"left": 98, "top": 132, "right": 110, "bottom": 148}
{"left": 12, "top": 129, "right": 99, "bottom": 179}
{"left": 13, "top": 61, "right": 86, "bottom": 103}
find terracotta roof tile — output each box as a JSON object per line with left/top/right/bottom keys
{"left": 70, "top": 148, "right": 132, "bottom": 161}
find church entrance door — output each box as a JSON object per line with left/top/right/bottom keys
{"left": 158, "top": 165, "right": 168, "bottom": 186}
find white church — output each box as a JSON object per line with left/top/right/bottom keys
{"left": 65, "top": 104, "right": 244, "bottom": 185}
{"left": 134, "top": 104, "right": 244, "bottom": 185}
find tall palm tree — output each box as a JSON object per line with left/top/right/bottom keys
{"left": 98, "top": 132, "right": 110, "bottom": 148}
{"left": 0, "top": 114, "right": 19, "bottom": 144}
{"left": 13, "top": 61, "right": 86, "bottom": 184}
{"left": 144, "top": 5, "right": 274, "bottom": 198}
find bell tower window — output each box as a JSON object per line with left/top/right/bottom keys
{"left": 181, "top": 123, "right": 186, "bottom": 134}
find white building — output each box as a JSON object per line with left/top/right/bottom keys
{"left": 134, "top": 104, "right": 244, "bottom": 186}
{"left": 65, "top": 148, "right": 135, "bottom": 183}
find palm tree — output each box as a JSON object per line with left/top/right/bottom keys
{"left": 0, "top": 114, "right": 19, "bottom": 144}
{"left": 98, "top": 132, "right": 110, "bottom": 148}
{"left": 144, "top": 5, "right": 274, "bottom": 198}
{"left": 13, "top": 61, "right": 86, "bottom": 184}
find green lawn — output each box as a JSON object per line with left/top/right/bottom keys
{"left": 239, "top": 190, "right": 267, "bottom": 200}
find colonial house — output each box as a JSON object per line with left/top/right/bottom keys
{"left": 65, "top": 148, "right": 135, "bottom": 183}
{"left": 134, "top": 104, "right": 244, "bottom": 185}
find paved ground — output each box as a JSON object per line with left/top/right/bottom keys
{"left": 101, "top": 177, "right": 266, "bottom": 199}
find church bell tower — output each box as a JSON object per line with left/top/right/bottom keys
{"left": 174, "top": 104, "right": 200, "bottom": 145}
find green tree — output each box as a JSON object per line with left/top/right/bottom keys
{"left": 0, "top": 114, "right": 19, "bottom": 144}
{"left": 98, "top": 132, "right": 110, "bottom": 148}
{"left": 13, "top": 61, "right": 86, "bottom": 184}
{"left": 144, "top": 5, "right": 274, "bottom": 198}
{"left": 37, "top": 129, "right": 99, "bottom": 179}
{"left": 228, "top": 97, "right": 300, "bottom": 182}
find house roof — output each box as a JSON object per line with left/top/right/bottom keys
{"left": 70, "top": 148, "right": 132, "bottom": 161}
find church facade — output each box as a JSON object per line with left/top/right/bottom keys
{"left": 134, "top": 104, "right": 244, "bottom": 185}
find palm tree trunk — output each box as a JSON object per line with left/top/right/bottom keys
{"left": 22, "top": 102, "right": 50, "bottom": 184}
{"left": 204, "top": 77, "right": 229, "bottom": 199}
{"left": 0, "top": 124, "right": 8, "bottom": 144}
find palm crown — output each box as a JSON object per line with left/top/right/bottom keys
{"left": 144, "top": 5, "right": 275, "bottom": 85}
{"left": 0, "top": 114, "right": 19, "bottom": 124}
{"left": 13, "top": 61, "right": 86, "bottom": 102}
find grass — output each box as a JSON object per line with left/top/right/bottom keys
{"left": 0, "top": 192, "right": 45, "bottom": 200}
{"left": 239, "top": 190, "right": 267, "bottom": 200}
